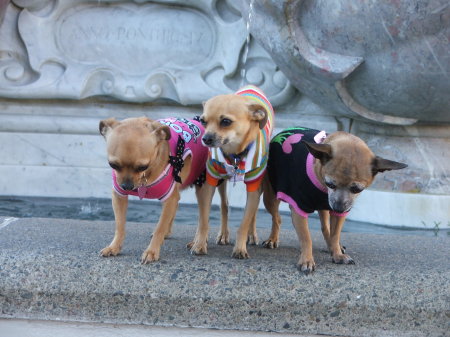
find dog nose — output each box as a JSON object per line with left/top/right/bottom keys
{"left": 202, "top": 134, "right": 214, "bottom": 146}
{"left": 331, "top": 201, "right": 350, "bottom": 213}
{"left": 120, "top": 180, "right": 134, "bottom": 191}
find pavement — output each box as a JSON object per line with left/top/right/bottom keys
{"left": 0, "top": 213, "right": 449, "bottom": 337}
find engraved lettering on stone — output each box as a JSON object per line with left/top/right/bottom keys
{"left": 58, "top": 5, "right": 213, "bottom": 74}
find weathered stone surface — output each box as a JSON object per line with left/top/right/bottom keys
{"left": 0, "top": 0, "right": 7, "bottom": 24}
{"left": 245, "top": 0, "right": 450, "bottom": 124}
{"left": 0, "top": 216, "right": 449, "bottom": 337}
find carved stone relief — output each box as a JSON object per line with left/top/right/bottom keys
{"left": 0, "top": 0, "right": 297, "bottom": 105}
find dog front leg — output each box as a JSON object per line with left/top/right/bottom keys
{"left": 100, "top": 190, "right": 128, "bottom": 257}
{"left": 141, "top": 189, "right": 180, "bottom": 264}
{"left": 164, "top": 212, "right": 176, "bottom": 238}
{"left": 291, "top": 209, "right": 315, "bottom": 274}
{"left": 232, "top": 189, "right": 261, "bottom": 259}
{"left": 318, "top": 210, "right": 331, "bottom": 248}
{"left": 319, "top": 210, "right": 346, "bottom": 254}
{"left": 329, "top": 215, "right": 354, "bottom": 264}
{"left": 247, "top": 214, "right": 259, "bottom": 245}
{"left": 188, "top": 183, "right": 216, "bottom": 255}
{"left": 216, "top": 181, "right": 230, "bottom": 245}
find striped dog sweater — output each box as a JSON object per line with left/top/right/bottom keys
{"left": 206, "top": 85, "right": 274, "bottom": 192}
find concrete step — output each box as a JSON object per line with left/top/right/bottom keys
{"left": 0, "top": 215, "right": 448, "bottom": 337}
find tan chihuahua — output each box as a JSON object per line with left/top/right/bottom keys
{"left": 188, "top": 85, "right": 274, "bottom": 259}
{"left": 99, "top": 116, "right": 226, "bottom": 264}
{"left": 262, "top": 127, "right": 407, "bottom": 274}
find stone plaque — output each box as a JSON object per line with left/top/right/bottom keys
{"left": 58, "top": 4, "right": 213, "bottom": 73}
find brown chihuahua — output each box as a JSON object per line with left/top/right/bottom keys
{"left": 262, "top": 127, "right": 407, "bottom": 274}
{"left": 188, "top": 85, "right": 274, "bottom": 259}
{"left": 99, "top": 116, "right": 226, "bottom": 264}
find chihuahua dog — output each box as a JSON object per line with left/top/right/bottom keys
{"left": 99, "top": 116, "right": 226, "bottom": 264}
{"left": 262, "top": 127, "right": 407, "bottom": 274}
{"left": 187, "top": 85, "right": 274, "bottom": 259}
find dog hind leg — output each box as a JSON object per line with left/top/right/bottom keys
{"left": 262, "top": 175, "right": 281, "bottom": 249}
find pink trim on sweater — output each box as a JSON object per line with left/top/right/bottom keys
{"left": 276, "top": 192, "right": 309, "bottom": 218}
{"left": 306, "top": 153, "right": 327, "bottom": 193}
{"left": 330, "top": 210, "right": 349, "bottom": 217}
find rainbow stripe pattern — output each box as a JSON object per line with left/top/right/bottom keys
{"left": 206, "top": 85, "right": 274, "bottom": 191}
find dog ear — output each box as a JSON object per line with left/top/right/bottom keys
{"left": 150, "top": 122, "right": 171, "bottom": 141}
{"left": 302, "top": 141, "right": 332, "bottom": 164}
{"left": 372, "top": 156, "right": 407, "bottom": 175}
{"left": 99, "top": 118, "right": 119, "bottom": 138}
{"left": 247, "top": 102, "right": 268, "bottom": 129}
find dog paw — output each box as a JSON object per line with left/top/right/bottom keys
{"left": 297, "top": 256, "right": 315, "bottom": 275}
{"left": 324, "top": 245, "right": 346, "bottom": 254}
{"left": 151, "top": 232, "right": 172, "bottom": 239}
{"left": 141, "top": 249, "right": 160, "bottom": 264}
{"left": 262, "top": 239, "right": 279, "bottom": 249}
{"left": 216, "top": 233, "right": 230, "bottom": 245}
{"left": 247, "top": 234, "right": 259, "bottom": 245}
{"left": 231, "top": 248, "right": 249, "bottom": 259}
{"left": 99, "top": 245, "right": 121, "bottom": 257}
{"left": 188, "top": 241, "right": 208, "bottom": 255}
{"left": 332, "top": 253, "right": 355, "bottom": 265}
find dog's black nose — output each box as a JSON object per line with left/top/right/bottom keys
{"left": 331, "top": 201, "right": 350, "bottom": 214}
{"left": 120, "top": 180, "right": 134, "bottom": 191}
{"left": 202, "top": 134, "right": 214, "bottom": 146}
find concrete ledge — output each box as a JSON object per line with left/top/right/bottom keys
{"left": 0, "top": 216, "right": 448, "bottom": 337}
{"left": 348, "top": 190, "right": 450, "bottom": 229}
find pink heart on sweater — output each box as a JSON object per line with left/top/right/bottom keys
{"left": 282, "top": 134, "right": 303, "bottom": 154}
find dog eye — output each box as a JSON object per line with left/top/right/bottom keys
{"left": 325, "top": 181, "right": 336, "bottom": 190}
{"left": 136, "top": 165, "right": 149, "bottom": 172}
{"left": 199, "top": 118, "right": 207, "bottom": 126}
{"left": 109, "top": 162, "right": 121, "bottom": 171}
{"left": 350, "top": 186, "right": 363, "bottom": 194}
{"left": 220, "top": 118, "right": 233, "bottom": 127}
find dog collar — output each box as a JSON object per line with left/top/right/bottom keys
{"left": 213, "top": 143, "right": 252, "bottom": 184}
{"left": 223, "top": 142, "right": 254, "bottom": 164}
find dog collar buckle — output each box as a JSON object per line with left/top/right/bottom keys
{"left": 223, "top": 159, "right": 244, "bottom": 185}
{"left": 137, "top": 185, "right": 147, "bottom": 200}
{"left": 233, "top": 157, "right": 239, "bottom": 171}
